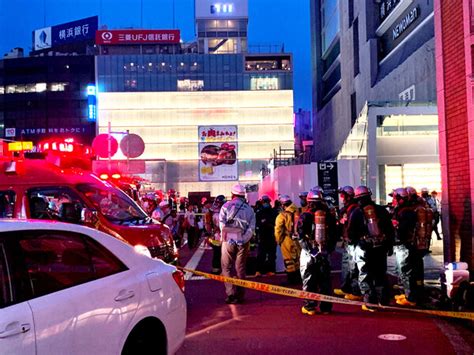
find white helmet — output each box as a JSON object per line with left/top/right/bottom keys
{"left": 307, "top": 189, "right": 323, "bottom": 202}
{"left": 279, "top": 194, "right": 291, "bottom": 204}
{"left": 231, "top": 184, "right": 246, "bottom": 196}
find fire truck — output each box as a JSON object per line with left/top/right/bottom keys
{"left": 0, "top": 139, "right": 177, "bottom": 264}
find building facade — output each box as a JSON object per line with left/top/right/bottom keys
{"left": 0, "top": 55, "right": 96, "bottom": 147}
{"left": 96, "top": 0, "right": 294, "bottom": 196}
{"left": 311, "top": 0, "right": 439, "bottom": 202}
{"left": 434, "top": 0, "right": 474, "bottom": 269}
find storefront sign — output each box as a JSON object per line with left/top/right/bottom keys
{"left": 33, "top": 16, "right": 98, "bottom": 50}
{"left": 392, "top": 7, "right": 419, "bottom": 40}
{"left": 198, "top": 125, "right": 238, "bottom": 181}
{"left": 17, "top": 127, "right": 89, "bottom": 136}
{"left": 379, "top": 0, "right": 402, "bottom": 22}
{"left": 5, "top": 128, "right": 16, "bottom": 138}
{"left": 96, "top": 29, "right": 180, "bottom": 45}
{"left": 317, "top": 161, "right": 338, "bottom": 206}
{"left": 198, "top": 125, "right": 237, "bottom": 142}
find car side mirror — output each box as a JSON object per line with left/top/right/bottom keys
{"left": 81, "top": 208, "right": 98, "bottom": 225}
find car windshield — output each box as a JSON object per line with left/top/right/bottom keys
{"left": 77, "top": 183, "right": 149, "bottom": 225}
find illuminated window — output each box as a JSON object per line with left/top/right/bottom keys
{"left": 50, "top": 83, "right": 68, "bottom": 92}
{"left": 177, "top": 80, "right": 204, "bottom": 92}
{"left": 0, "top": 87, "right": 4, "bottom": 94}
{"left": 250, "top": 77, "right": 279, "bottom": 90}
{"left": 35, "top": 83, "right": 47, "bottom": 92}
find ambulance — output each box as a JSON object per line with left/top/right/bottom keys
{"left": 0, "top": 139, "right": 178, "bottom": 264}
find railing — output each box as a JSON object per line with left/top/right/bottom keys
{"left": 247, "top": 44, "right": 286, "bottom": 54}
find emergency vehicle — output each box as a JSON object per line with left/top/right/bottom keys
{"left": 0, "top": 139, "right": 177, "bottom": 264}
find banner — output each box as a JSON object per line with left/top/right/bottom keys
{"left": 198, "top": 125, "right": 238, "bottom": 181}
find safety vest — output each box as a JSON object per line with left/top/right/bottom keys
{"left": 362, "top": 204, "right": 385, "bottom": 247}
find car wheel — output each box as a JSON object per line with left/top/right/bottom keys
{"left": 122, "top": 317, "right": 167, "bottom": 355}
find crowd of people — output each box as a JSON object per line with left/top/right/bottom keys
{"left": 139, "top": 184, "right": 442, "bottom": 314}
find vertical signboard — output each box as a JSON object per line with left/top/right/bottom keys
{"left": 317, "top": 161, "right": 338, "bottom": 205}
{"left": 198, "top": 126, "right": 238, "bottom": 181}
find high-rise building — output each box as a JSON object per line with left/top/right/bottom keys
{"left": 311, "top": 0, "right": 439, "bottom": 202}
{"left": 96, "top": 0, "right": 294, "bottom": 196}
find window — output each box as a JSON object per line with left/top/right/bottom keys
{"left": 321, "top": 0, "right": 340, "bottom": 53}
{"left": 250, "top": 77, "right": 279, "bottom": 90}
{"left": 0, "top": 243, "right": 11, "bottom": 307}
{"left": 353, "top": 18, "right": 359, "bottom": 76}
{"left": 177, "top": 79, "right": 204, "bottom": 91}
{"left": 17, "top": 231, "right": 126, "bottom": 298}
{"left": 27, "top": 187, "right": 84, "bottom": 224}
{"left": 0, "top": 191, "right": 15, "bottom": 218}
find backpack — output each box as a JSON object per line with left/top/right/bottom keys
{"left": 414, "top": 206, "right": 434, "bottom": 250}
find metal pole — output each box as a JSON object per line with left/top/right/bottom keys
{"left": 108, "top": 121, "right": 112, "bottom": 174}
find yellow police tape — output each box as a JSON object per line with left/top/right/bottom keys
{"left": 179, "top": 267, "right": 474, "bottom": 321}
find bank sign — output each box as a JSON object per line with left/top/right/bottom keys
{"left": 33, "top": 16, "right": 98, "bottom": 51}
{"left": 96, "top": 30, "right": 180, "bottom": 45}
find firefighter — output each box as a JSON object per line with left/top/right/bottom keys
{"left": 299, "top": 191, "right": 309, "bottom": 213}
{"left": 255, "top": 195, "right": 278, "bottom": 276}
{"left": 205, "top": 195, "right": 226, "bottom": 274}
{"left": 334, "top": 186, "right": 361, "bottom": 300}
{"left": 297, "top": 189, "right": 337, "bottom": 315}
{"left": 391, "top": 187, "right": 419, "bottom": 306}
{"left": 351, "top": 186, "right": 394, "bottom": 311}
{"left": 274, "top": 195, "right": 301, "bottom": 285}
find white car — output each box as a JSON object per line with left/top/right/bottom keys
{"left": 0, "top": 220, "right": 186, "bottom": 355}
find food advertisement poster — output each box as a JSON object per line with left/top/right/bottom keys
{"left": 198, "top": 126, "right": 238, "bottom": 181}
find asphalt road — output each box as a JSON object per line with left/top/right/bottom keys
{"left": 176, "top": 240, "right": 473, "bottom": 355}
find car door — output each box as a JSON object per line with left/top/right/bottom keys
{"left": 16, "top": 230, "right": 141, "bottom": 355}
{"left": 0, "top": 241, "right": 35, "bottom": 355}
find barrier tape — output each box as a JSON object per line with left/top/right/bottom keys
{"left": 179, "top": 267, "right": 474, "bottom": 321}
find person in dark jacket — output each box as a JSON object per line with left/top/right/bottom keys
{"left": 297, "top": 189, "right": 337, "bottom": 315}
{"left": 255, "top": 195, "right": 278, "bottom": 276}
{"left": 391, "top": 187, "right": 420, "bottom": 307}
{"left": 334, "top": 186, "right": 361, "bottom": 300}
{"left": 351, "top": 186, "right": 394, "bottom": 311}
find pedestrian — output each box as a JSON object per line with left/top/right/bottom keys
{"left": 431, "top": 190, "right": 442, "bottom": 240}
{"left": 184, "top": 204, "right": 198, "bottom": 249}
{"left": 334, "top": 186, "right": 361, "bottom": 300}
{"left": 297, "top": 189, "right": 337, "bottom": 315}
{"left": 205, "top": 195, "right": 226, "bottom": 274}
{"left": 219, "top": 184, "right": 256, "bottom": 304}
{"left": 391, "top": 188, "right": 419, "bottom": 307}
{"left": 421, "top": 188, "right": 441, "bottom": 240}
{"left": 275, "top": 195, "right": 301, "bottom": 285}
{"left": 152, "top": 200, "right": 168, "bottom": 221}
{"left": 255, "top": 195, "right": 278, "bottom": 276}
{"left": 351, "top": 186, "right": 394, "bottom": 311}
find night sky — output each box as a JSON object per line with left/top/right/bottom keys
{"left": 0, "top": 0, "right": 311, "bottom": 110}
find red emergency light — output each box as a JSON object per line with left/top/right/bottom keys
{"left": 38, "top": 138, "right": 93, "bottom": 158}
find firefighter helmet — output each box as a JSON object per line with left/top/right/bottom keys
{"left": 354, "top": 185, "right": 371, "bottom": 199}
{"left": 231, "top": 184, "right": 246, "bottom": 196}
{"left": 389, "top": 187, "right": 408, "bottom": 199}
{"left": 279, "top": 194, "right": 291, "bottom": 204}
{"left": 261, "top": 194, "right": 271, "bottom": 202}
{"left": 299, "top": 191, "right": 308, "bottom": 198}
{"left": 307, "top": 189, "right": 323, "bottom": 201}
{"left": 338, "top": 186, "right": 355, "bottom": 197}
{"left": 406, "top": 186, "right": 417, "bottom": 196}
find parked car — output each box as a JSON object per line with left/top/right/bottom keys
{"left": 0, "top": 220, "right": 186, "bottom": 355}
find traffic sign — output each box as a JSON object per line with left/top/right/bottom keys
{"left": 120, "top": 133, "right": 145, "bottom": 158}
{"left": 92, "top": 134, "right": 118, "bottom": 158}
{"left": 317, "top": 161, "right": 338, "bottom": 205}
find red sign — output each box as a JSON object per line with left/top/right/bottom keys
{"left": 96, "top": 29, "right": 180, "bottom": 45}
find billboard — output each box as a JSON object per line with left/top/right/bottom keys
{"left": 195, "top": 0, "right": 248, "bottom": 19}
{"left": 33, "top": 16, "right": 98, "bottom": 50}
{"left": 199, "top": 125, "right": 238, "bottom": 181}
{"left": 96, "top": 29, "right": 180, "bottom": 45}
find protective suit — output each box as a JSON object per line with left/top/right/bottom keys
{"left": 297, "top": 191, "right": 337, "bottom": 315}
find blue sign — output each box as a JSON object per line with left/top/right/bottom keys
{"left": 87, "top": 84, "right": 97, "bottom": 122}
{"left": 51, "top": 16, "right": 98, "bottom": 47}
